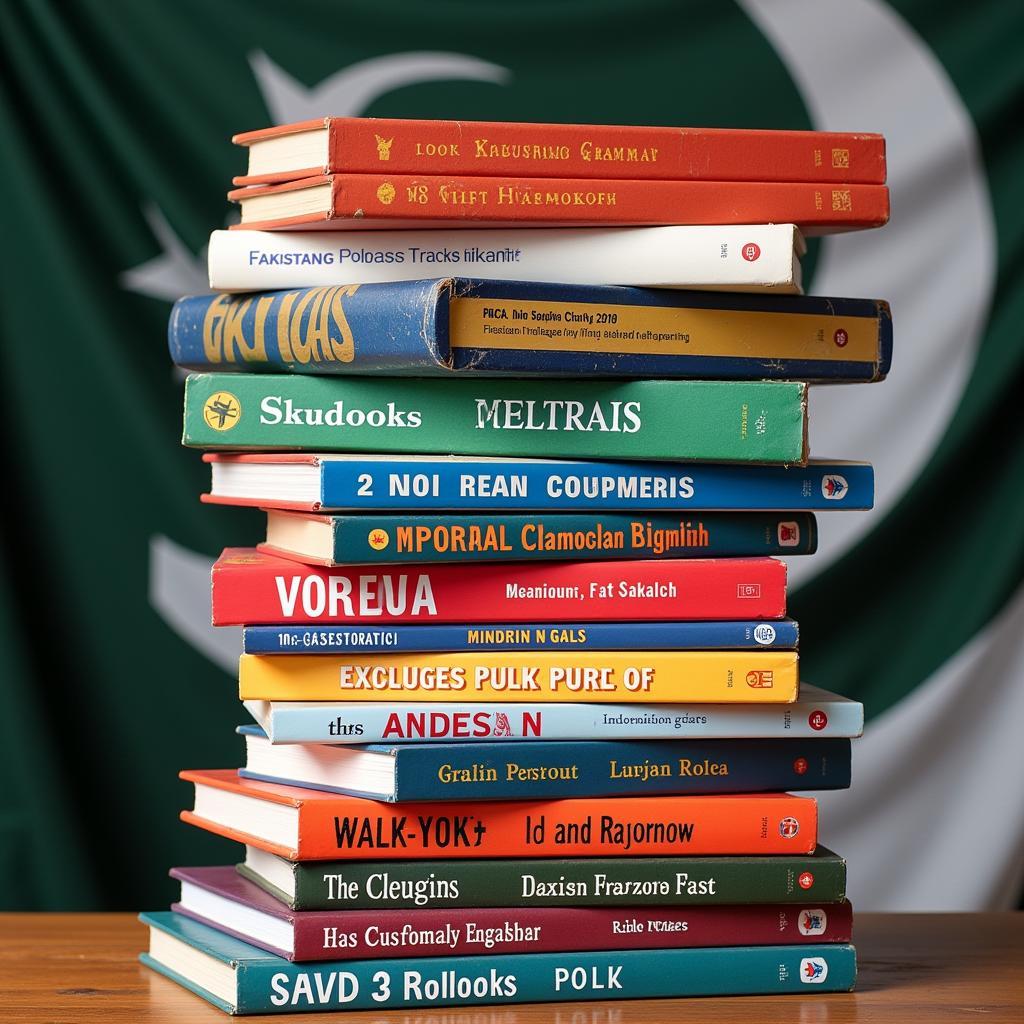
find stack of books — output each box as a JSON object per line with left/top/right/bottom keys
{"left": 141, "top": 117, "right": 890, "bottom": 1014}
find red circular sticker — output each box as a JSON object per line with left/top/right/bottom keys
{"left": 834, "top": 328, "right": 849, "bottom": 347}
{"left": 793, "top": 757, "right": 809, "bottom": 775}
{"left": 798, "top": 872, "right": 815, "bottom": 890}
{"left": 808, "top": 710, "right": 828, "bottom": 731}
{"left": 741, "top": 242, "right": 761, "bottom": 262}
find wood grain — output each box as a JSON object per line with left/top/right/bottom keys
{"left": 0, "top": 913, "right": 1021, "bottom": 1022}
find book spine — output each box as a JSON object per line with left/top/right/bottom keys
{"left": 242, "top": 619, "right": 801, "bottom": 653}
{"left": 282, "top": 902, "right": 853, "bottom": 960}
{"left": 211, "top": 551, "right": 788, "bottom": 626}
{"left": 233, "top": 174, "right": 889, "bottom": 233}
{"left": 237, "top": 650, "right": 800, "bottom": 704}
{"left": 298, "top": 511, "right": 817, "bottom": 564}
{"left": 284, "top": 851, "right": 848, "bottom": 911}
{"left": 235, "top": 943, "right": 856, "bottom": 1011}
{"left": 305, "top": 457, "right": 874, "bottom": 511}
{"left": 209, "top": 225, "right": 801, "bottom": 293}
{"left": 183, "top": 374, "right": 809, "bottom": 463}
{"left": 249, "top": 693, "right": 861, "bottom": 745}
{"left": 169, "top": 280, "right": 450, "bottom": 374}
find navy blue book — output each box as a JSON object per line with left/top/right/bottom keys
{"left": 140, "top": 910, "right": 857, "bottom": 1013}
{"left": 170, "top": 278, "right": 891, "bottom": 381}
{"left": 237, "top": 727, "right": 851, "bottom": 802}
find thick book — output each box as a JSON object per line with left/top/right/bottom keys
{"left": 183, "top": 373, "right": 809, "bottom": 463}
{"left": 180, "top": 769, "right": 818, "bottom": 860}
{"left": 205, "top": 454, "right": 873, "bottom": 512}
{"left": 239, "top": 843, "right": 848, "bottom": 911}
{"left": 243, "top": 684, "right": 861, "bottom": 744}
{"left": 172, "top": 866, "right": 853, "bottom": 962}
{"left": 210, "top": 549, "right": 788, "bottom": 626}
{"left": 169, "top": 280, "right": 891, "bottom": 382}
{"left": 208, "top": 225, "right": 805, "bottom": 293}
{"left": 236, "top": 650, "right": 800, "bottom": 704}
{"left": 229, "top": 173, "right": 889, "bottom": 233}
{"left": 243, "top": 619, "right": 801, "bottom": 654}
{"left": 141, "top": 911, "right": 856, "bottom": 1013}
{"left": 233, "top": 117, "right": 885, "bottom": 185}
{"left": 236, "top": 728, "right": 849, "bottom": 801}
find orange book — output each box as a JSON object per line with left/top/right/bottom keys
{"left": 180, "top": 769, "right": 817, "bottom": 862}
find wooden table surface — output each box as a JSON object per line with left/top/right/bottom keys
{"left": 1, "top": 913, "right": 1021, "bottom": 1022}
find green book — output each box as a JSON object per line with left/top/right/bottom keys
{"left": 183, "top": 373, "right": 808, "bottom": 463}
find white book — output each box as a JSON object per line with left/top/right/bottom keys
{"left": 208, "top": 224, "right": 804, "bottom": 293}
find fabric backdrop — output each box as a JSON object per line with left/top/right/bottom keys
{"left": 1, "top": 0, "right": 1021, "bottom": 910}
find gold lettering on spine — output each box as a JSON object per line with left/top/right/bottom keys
{"left": 203, "top": 293, "right": 266, "bottom": 363}
{"left": 327, "top": 286, "right": 358, "bottom": 362}
{"left": 276, "top": 291, "right": 298, "bottom": 362}
{"left": 286, "top": 288, "right": 319, "bottom": 364}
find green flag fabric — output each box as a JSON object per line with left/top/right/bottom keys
{"left": 1, "top": 0, "right": 1021, "bottom": 910}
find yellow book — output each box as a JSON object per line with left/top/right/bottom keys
{"left": 238, "top": 650, "right": 798, "bottom": 703}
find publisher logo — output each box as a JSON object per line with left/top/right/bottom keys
{"left": 737, "top": 583, "right": 761, "bottom": 599}
{"left": 376, "top": 182, "right": 396, "bottom": 204}
{"left": 777, "top": 521, "right": 801, "bottom": 547}
{"left": 202, "top": 391, "right": 240, "bottom": 431}
{"left": 779, "top": 817, "right": 800, "bottom": 839}
{"left": 821, "top": 474, "right": 848, "bottom": 500}
{"left": 367, "top": 528, "right": 390, "bottom": 551}
{"left": 798, "top": 871, "right": 815, "bottom": 890}
{"left": 741, "top": 242, "right": 761, "bottom": 262}
{"left": 800, "top": 957, "right": 829, "bottom": 984}
{"left": 834, "top": 327, "right": 849, "bottom": 347}
{"left": 808, "top": 710, "right": 828, "bottom": 731}
{"left": 375, "top": 134, "right": 394, "bottom": 161}
{"left": 793, "top": 757, "right": 808, "bottom": 775}
{"left": 798, "top": 909, "right": 828, "bottom": 936}
{"left": 746, "top": 670, "right": 774, "bottom": 689}
{"left": 753, "top": 624, "right": 776, "bottom": 646}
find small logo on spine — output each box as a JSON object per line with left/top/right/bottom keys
{"left": 793, "top": 757, "right": 808, "bottom": 775}
{"left": 808, "top": 710, "right": 828, "bottom": 731}
{"left": 821, "top": 475, "right": 848, "bottom": 500}
{"left": 746, "top": 670, "right": 774, "bottom": 689}
{"left": 202, "top": 391, "right": 240, "bottom": 431}
{"left": 779, "top": 817, "right": 800, "bottom": 839}
{"left": 753, "top": 623, "right": 777, "bottom": 645}
{"left": 798, "top": 871, "right": 815, "bottom": 890}
{"left": 800, "top": 957, "right": 829, "bottom": 983}
{"left": 741, "top": 242, "right": 761, "bottom": 262}
{"left": 798, "top": 909, "right": 828, "bottom": 936}
{"left": 367, "top": 529, "right": 390, "bottom": 551}
{"left": 493, "top": 712, "right": 513, "bottom": 737}
{"left": 375, "top": 135, "right": 394, "bottom": 161}
{"left": 834, "top": 328, "right": 849, "bottom": 347}
{"left": 737, "top": 583, "right": 762, "bottom": 599}
{"left": 777, "top": 521, "right": 801, "bottom": 547}
{"left": 376, "top": 182, "right": 396, "bottom": 204}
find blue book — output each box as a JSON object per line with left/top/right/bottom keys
{"left": 170, "top": 278, "right": 891, "bottom": 381}
{"left": 140, "top": 910, "right": 856, "bottom": 1013}
{"left": 243, "top": 618, "right": 800, "bottom": 654}
{"left": 206, "top": 454, "right": 873, "bottom": 512}
{"left": 237, "top": 728, "right": 851, "bottom": 801}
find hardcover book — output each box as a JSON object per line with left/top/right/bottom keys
{"left": 236, "top": 728, "right": 849, "bottom": 801}
{"left": 258, "top": 510, "right": 817, "bottom": 565}
{"left": 210, "top": 549, "right": 788, "bottom": 626}
{"left": 233, "top": 117, "right": 886, "bottom": 184}
{"left": 172, "top": 866, "right": 853, "bottom": 961}
{"left": 183, "top": 374, "right": 809, "bottom": 463}
{"left": 170, "top": 278, "right": 890, "bottom": 381}
{"left": 228, "top": 173, "right": 889, "bottom": 233}
{"left": 242, "top": 618, "right": 801, "bottom": 654}
{"left": 204, "top": 454, "right": 873, "bottom": 512}
{"left": 243, "top": 684, "right": 862, "bottom": 744}
{"left": 236, "top": 649, "right": 800, "bottom": 704}
{"left": 140, "top": 911, "right": 857, "bottom": 1013}
{"left": 209, "top": 225, "right": 805, "bottom": 293}
{"left": 238, "top": 843, "right": 848, "bottom": 911}
{"left": 180, "top": 769, "right": 819, "bottom": 860}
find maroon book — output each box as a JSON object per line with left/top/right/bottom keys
{"left": 171, "top": 866, "right": 852, "bottom": 962}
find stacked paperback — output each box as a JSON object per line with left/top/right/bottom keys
{"left": 141, "top": 116, "right": 890, "bottom": 1014}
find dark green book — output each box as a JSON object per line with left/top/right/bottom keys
{"left": 238, "top": 845, "right": 846, "bottom": 911}
{"left": 183, "top": 373, "right": 808, "bottom": 463}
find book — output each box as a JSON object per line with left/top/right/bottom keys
{"left": 172, "top": 866, "right": 854, "bottom": 962}
{"left": 236, "top": 729, "right": 849, "bottom": 801}
{"left": 208, "top": 225, "right": 805, "bottom": 293}
{"left": 259, "top": 509, "right": 816, "bottom": 566}
{"left": 168, "top": 280, "right": 891, "bottom": 382}
{"left": 180, "top": 769, "right": 819, "bottom": 860}
{"left": 242, "top": 619, "right": 801, "bottom": 654}
{"left": 183, "top": 374, "right": 809, "bottom": 463}
{"left": 238, "top": 843, "right": 848, "bottom": 911}
{"left": 204, "top": 454, "right": 873, "bottom": 512}
{"left": 140, "top": 911, "right": 857, "bottom": 1013}
{"left": 228, "top": 173, "right": 889, "bottom": 233}
{"left": 236, "top": 650, "right": 800, "bottom": 704}
{"left": 243, "top": 684, "right": 861, "bottom": 744}
{"left": 211, "top": 549, "right": 788, "bottom": 626}
{"left": 233, "top": 117, "right": 886, "bottom": 185}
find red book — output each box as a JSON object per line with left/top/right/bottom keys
{"left": 172, "top": 865, "right": 853, "bottom": 961}
{"left": 233, "top": 117, "right": 886, "bottom": 185}
{"left": 229, "top": 173, "right": 888, "bottom": 234}
{"left": 210, "top": 548, "right": 787, "bottom": 626}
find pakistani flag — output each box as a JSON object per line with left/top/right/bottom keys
{"left": 1, "top": 0, "right": 1021, "bottom": 911}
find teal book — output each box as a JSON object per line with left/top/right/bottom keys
{"left": 183, "top": 373, "right": 809, "bottom": 463}
{"left": 140, "top": 911, "right": 856, "bottom": 1014}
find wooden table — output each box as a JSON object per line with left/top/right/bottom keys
{"left": 1, "top": 913, "right": 1021, "bottom": 1022}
